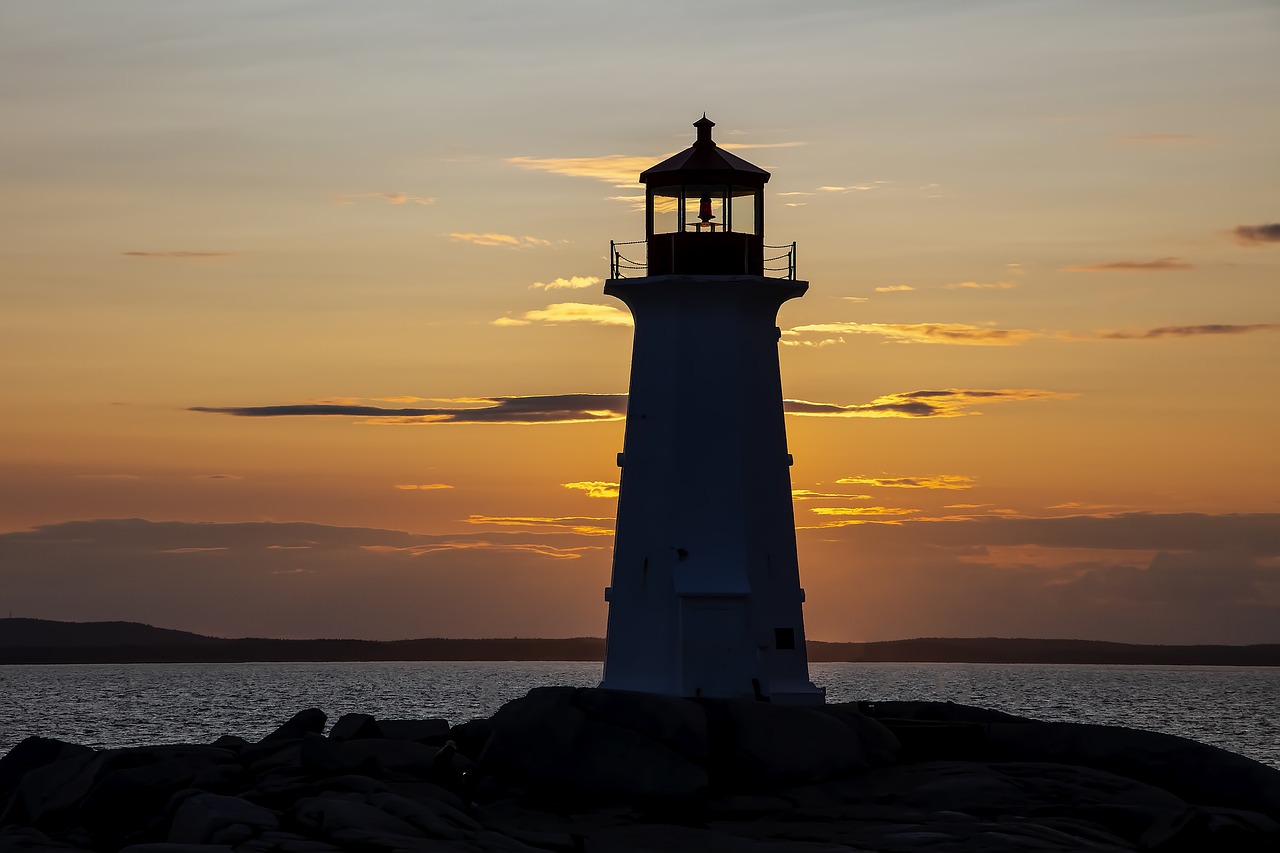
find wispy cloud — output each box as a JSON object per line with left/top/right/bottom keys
{"left": 121, "top": 251, "right": 235, "bottom": 260}
{"left": 364, "top": 541, "right": 602, "bottom": 560}
{"left": 1232, "top": 223, "right": 1280, "bottom": 246}
{"left": 1116, "top": 134, "right": 1202, "bottom": 144}
{"left": 194, "top": 387, "right": 1073, "bottom": 426}
{"left": 334, "top": 192, "right": 435, "bottom": 206}
{"left": 394, "top": 483, "right": 454, "bottom": 490}
{"left": 1063, "top": 257, "right": 1194, "bottom": 272}
{"left": 875, "top": 285, "right": 915, "bottom": 293}
{"left": 494, "top": 302, "right": 632, "bottom": 327}
{"left": 0, "top": 519, "right": 615, "bottom": 639}
{"left": 447, "top": 233, "right": 551, "bottom": 248}
{"left": 945, "top": 281, "right": 1016, "bottom": 290}
{"left": 811, "top": 506, "right": 918, "bottom": 517}
{"left": 465, "top": 514, "right": 615, "bottom": 536}
{"left": 1097, "top": 324, "right": 1278, "bottom": 340}
{"left": 607, "top": 194, "right": 648, "bottom": 211}
{"left": 787, "top": 319, "right": 1275, "bottom": 347}
{"left": 719, "top": 141, "right": 806, "bottom": 151}
{"left": 506, "top": 155, "right": 657, "bottom": 187}
{"left": 784, "top": 389, "right": 1072, "bottom": 419}
{"left": 806, "top": 506, "right": 920, "bottom": 526}
{"left": 784, "top": 322, "right": 1041, "bottom": 347}
{"left": 791, "top": 489, "right": 873, "bottom": 500}
{"left": 1047, "top": 501, "right": 1128, "bottom": 513}
{"left": 562, "top": 481, "right": 620, "bottom": 499}
{"left": 837, "top": 474, "right": 976, "bottom": 490}
{"left": 191, "top": 394, "right": 628, "bottom": 425}
{"left": 530, "top": 276, "right": 601, "bottom": 291}
{"left": 783, "top": 180, "right": 890, "bottom": 197}
{"left": 194, "top": 474, "right": 243, "bottom": 481}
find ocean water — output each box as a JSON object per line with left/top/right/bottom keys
{"left": 2, "top": 661, "right": 1275, "bottom": 769}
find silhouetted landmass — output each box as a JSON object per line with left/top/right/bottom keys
{"left": 0, "top": 619, "right": 1277, "bottom": 666}
{"left": 0, "top": 618, "right": 217, "bottom": 648}
{"left": 806, "top": 637, "right": 1280, "bottom": 666}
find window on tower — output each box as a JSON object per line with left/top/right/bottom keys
{"left": 651, "top": 188, "right": 680, "bottom": 235}
{"left": 729, "top": 186, "right": 756, "bottom": 235}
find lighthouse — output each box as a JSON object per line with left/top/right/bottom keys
{"left": 600, "top": 116, "right": 823, "bottom": 704}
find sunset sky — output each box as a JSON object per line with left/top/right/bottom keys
{"left": 2, "top": 0, "right": 1277, "bottom": 644}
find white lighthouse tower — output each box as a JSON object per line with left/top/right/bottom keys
{"left": 600, "top": 116, "right": 823, "bottom": 704}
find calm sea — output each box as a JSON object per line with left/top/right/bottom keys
{"left": 1, "top": 661, "right": 1275, "bottom": 769}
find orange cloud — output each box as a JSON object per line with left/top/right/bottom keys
{"left": 494, "top": 303, "right": 633, "bottom": 327}
{"left": 334, "top": 192, "right": 435, "bottom": 205}
{"left": 874, "top": 285, "right": 915, "bottom": 293}
{"left": 945, "top": 281, "right": 1016, "bottom": 290}
{"left": 394, "top": 483, "right": 454, "bottom": 491}
{"left": 506, "top": 155, "right": 658, "bottom": 187}
{"left": 1063, "top": 257, "right": 1194, "bottom": 272}
{"left": 791, "top": 489, "right": 873, "bottom": 500}
{"left": 804, "top": 506, "right": 920, "bottom": 527}
{"left": 811, "top": 506, "right": 919, "bottom": 517}
{"left": 363, "top": 541, "right": 599, "bottom": 560}
{"left": 719, "top": 141, "right": 806, "bottom": 150}
{"left": 784, "top": 389, "right": 1073, "bottom": 419}
{"left": 121, "top": 251, "right": 235, "bottom": 259}
{"left": 784, "top": 322, "right": 1041, "bottom": 346}
{"left": 465, "top": 515, "right": 615, "bottom": 536}
{"left": 837, "top": 475, "right": 976, "bottom": 490}
{"left": 530, "top": 276, "right": 601, "bottom": 291}
{"left": 447, "top": 233, "right": 551, "bottom": 248}
{"left": 562, "top": 481, "right": 620, "bottom": 499}
{"left": 1116, "top": 134, "right": 1202, "bottom": 144}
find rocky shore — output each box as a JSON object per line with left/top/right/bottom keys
{"left": 2, "top": 688, "right": 1277, "bottom": 852}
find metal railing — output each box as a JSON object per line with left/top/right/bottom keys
{"left": 610, "top": 239, "right": 798, "bottom": 280}
{"left": 764, "top": 242, "right": 797, "bottom": 280}
{"left": 609, "top": 240, "right": 647, "bottom": 279}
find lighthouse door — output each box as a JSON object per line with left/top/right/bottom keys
{"left": 679, "top": 596, "right": 754, "bottom": 699}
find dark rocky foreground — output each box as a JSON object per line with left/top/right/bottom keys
{"left": 2, "top": 689, "right": 1277, "bottom": 852}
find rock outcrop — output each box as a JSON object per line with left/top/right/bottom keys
{"left": 1, "top": 689, "right": 1277, "bottom": 852}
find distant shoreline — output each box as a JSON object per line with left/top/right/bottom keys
{"left": 2, "top": 619, "right": 1277, "bottom": 666}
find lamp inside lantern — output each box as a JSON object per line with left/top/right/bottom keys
{"left": 698, "top": 195, "right": 715, "bottom": 226}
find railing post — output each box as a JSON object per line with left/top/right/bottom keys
{"left": 610, "top": 241, "right": 616, "bottom": 278}
{"left": 791, "top": 242, "right": 797, "bottom": 280}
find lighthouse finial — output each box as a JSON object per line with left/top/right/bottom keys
{"left": 693, "top": 114, "right": 715, "bottom": 147}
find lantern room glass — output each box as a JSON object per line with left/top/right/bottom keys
{"left": 648, "top": 185, "right": 762, "bottom": 236}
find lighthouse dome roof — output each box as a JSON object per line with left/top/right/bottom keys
{"left": 639, "top": 116, "right": 770, "bottom": 188}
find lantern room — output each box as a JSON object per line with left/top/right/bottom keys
{"left": 639, "top": 116, "right": 771, "bottom": 277}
